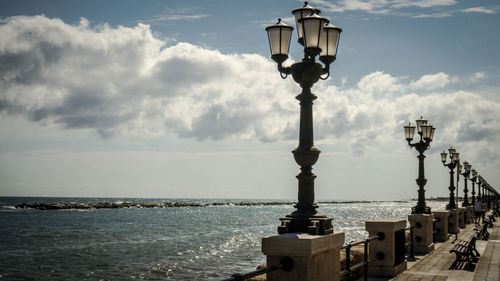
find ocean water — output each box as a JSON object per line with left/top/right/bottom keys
{"left": 0, "top": 197, "right": 446, "bottom": 280}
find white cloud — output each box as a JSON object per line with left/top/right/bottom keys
{"left": 461, "top": 7, "right": 496, "bottom": 15}
{"left": 144, "top": 7, "right": 210, "bottom": 24}
{"left": 357, "top": 71, "right": 403, "bottom": 95}
{"left": 146, "top": 14, "right": 210, "bottom": 23}
{"left": 468, "top": 72, "right": 487, "bottom": 83}
{"left": 392, "top": 0, "right": 456, "bottom": 9}
{"left": 0, "top": 15, "right": 297, "bottom": 141}
{"left": 409, "top": 72, "right": 449, "bottom": 90}
{"left": 311, "top": 0, "right": 457, "bottom": 16}
{"left": 410, "top": 11, "right": 453, "bottom": 18}
{"left": 2, "top": 15, "right": 500, "bottom": 165}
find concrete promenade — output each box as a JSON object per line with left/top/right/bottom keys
{"left": 386, "top": 218, "right": 499, "bottom": 281}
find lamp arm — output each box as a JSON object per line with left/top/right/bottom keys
{"left": 278, "top": 63, "right": 291, "bottom": 79}
{"left": 319, "top": 65, "right": 330, "bottom": 80}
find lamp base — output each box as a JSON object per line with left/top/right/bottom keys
{"left": 411, "top": 205, "right": 431, "bottom": 214}
{"left": 278, "top": 212, "right": 333, "bottom": 235}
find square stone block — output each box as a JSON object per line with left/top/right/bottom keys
{"left": 408, "top": 213, "right": 435, "bottom": 255}
{"left": 447, "top": 209, "right": 459, "bottom": 234}
{"left": 365, "top": 219, "right": 407, "bottom": 232}
{"left": 262, "top": 232, "right": 345, "bottom": 281}
{"left": 457, "top": 207, "right": 466, "bottom": 228}
{"left": 366, "top": 219, "right": 407, "bottom": 277}
{"left": 432, "top": 210, "right": 449, "bottom": 242}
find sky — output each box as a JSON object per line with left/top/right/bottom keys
{"left": 0, "top": 0, "right": 499, "bottom": 200}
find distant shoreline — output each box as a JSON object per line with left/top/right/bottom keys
{"left": 11, "top": 198, "right": 451, "bottom": 210}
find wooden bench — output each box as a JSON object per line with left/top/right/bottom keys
{"left": 488, "top": 214, "right": 496, "bottom": 223}
{"left": 493, "top": 207, "right": 500, "bottom": 217}
{"left": 475, "top": 222, "right": 490, "bottom": 240}
{"left": 449, "top": 236, "right": 479, "bottom": 269}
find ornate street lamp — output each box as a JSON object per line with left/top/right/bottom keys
{"left": 266, "top": 2, "right": 342, "bottom": 235}
{"left": 460, "top": 161, "right": 470, "bottom": 206}
{"left": 404, "top": 117, "right": 436, "bottom": 214}
{"left": 456, "top": 162, "right": 461, "bottom": 206}
{"left": 440, "top": 147, "right": 459, "bottom": 209}
{"left": 485, "top": 185, "right": 490, "bottom": 204}
{"left": 471, "top": 169, "right": 478, "bottom": 204}
{"left": 482, "top": 177, "right": 487, "bottom": 203}
{"left": 478, "top": 174, "right": 484, "bottom": 203}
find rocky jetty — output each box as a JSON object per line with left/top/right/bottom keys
{"left": 15, "top": 201, "right": 295, "bottom": 210}
{"left": 15, "top": 199, "right": 396, "bottom": 210}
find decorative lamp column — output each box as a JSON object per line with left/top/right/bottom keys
{"left": 266, "top": 2, "right": 342, "bottom": 236}
{"left": 404, "top": 117, "right": 435, "bottom": 214}
{"left": 440, "top": 147, "right": 459, "bottom": 233}
{"left": 263, "top": 5, "right": 345, "bottom": 281}
{"left": 460, "top": 161, "right": 470, "bottom": 206}
{"left": 476, "top": 172, "right": 481, "bottom": 203}
{"left": 485, "top": 185, "right": 490, "bottom": 207}
{"left": 480, "top": 178, "right": 484, "bottom": 204}
{"left": 481, "top": 177, "right": 486, "bottom": 204}
{"left": 459, "top": 162, "right": 472, "bottom": 223}
{"left": 440, "top": 147, "right": 459, "bottom": 210}
{"left": 456, "top": 162, "right": 461, "bottom": 206}
{"left": 469, "top": 166, "right": 476, "bottom": 205}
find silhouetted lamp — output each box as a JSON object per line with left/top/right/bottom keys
{"left": 404, "top": 116, "right": 436, "bottom": 214}
{"left": 299, "top": 13, "right": 328, "bottom": 57}
{"left": 404, "top": 123, "right": 416, "bottom": 141}
{"left": 291, "top": 1, "right": 320, "bottom": 45}
{"left": 440, "top": 147, "right": 460, "bottom": 209}
{"left": 265, "top": 19, "right": 294, "bottom": 65}
{"left": 319, "top": 23, "right": 342, "bottom": 66}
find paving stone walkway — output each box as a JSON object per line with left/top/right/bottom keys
{"left": 473, "top": 219, "right": 499, "bottom": 281}
{"left": 387, "top": 218, "right": 498, "bottom": 281}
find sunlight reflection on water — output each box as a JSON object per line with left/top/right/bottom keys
{"left": 0, "top": 198, "right": 446, "bottom": 280}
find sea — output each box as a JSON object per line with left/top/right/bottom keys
{"left": 0, "top": 197, "right": 447, "bottom": 280}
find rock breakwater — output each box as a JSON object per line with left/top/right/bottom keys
{"left": 14, "top": 200, "right": 398, "bottom": 210}
{"left": 15, "top": 201, "right": 295, "bottom": 210}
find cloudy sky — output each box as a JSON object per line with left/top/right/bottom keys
{"left": 1, "top": 0, "right": 499, "bottom": 200}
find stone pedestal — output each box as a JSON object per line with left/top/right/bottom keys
{"left": 408, "top": 213, "right": 435, "bottom": 254}
{"left": 262, "top": 232, "right": 345, "bottom": 281}
{"left": 365, "top": 219, "right": 407, "bottom": 277}
{"left": 466, "top": 206, "right": 474, "bottom": 224}
{"left": 447, "top": 209, "right": 459, "bottom": 234}
{"left": 482, "top": 203, "right": 487, "bottom": 220}
{"left": 432, "top": 211, "right": 449, "bottom": 242}
{"left": 457, "top": 207, "right": 466, "bottom": 228}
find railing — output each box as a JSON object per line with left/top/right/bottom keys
{"left": 221, "top": 256, "right": 293, "bottom": 281}
{"left": 340, "top": 234, "right": 380, "bottom": 281}
{"left": 341, "top": 226, "right": 415, "bottom": 281}
{"left": 224, "top": 224, "right": 416, "bottom": 281}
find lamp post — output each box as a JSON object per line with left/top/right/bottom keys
{"left": 266, "top": 2, "right": 342, "bottom": 235}
{"left": 480, "top": 176, "right": 486, "bottom": 204}
{"left": 460, "top": 161, "right": 470, "bottom": 206}
{"left": 404, "top": 117, "right": 436, "bottom": 214}
{"left": 480, "top": 177, "right": 484, "bottom": 203}
{"left": 485, "top": 185, "right": 490, "bottom": 206}
{"left": 478, "top": 176, "right": 482, "bottom": 203}
{"left": 440, "top": 147, "right": 459, "bottom": 209}
{"left": 456, "top": 162, "right": 461, "bottom": 206}
{"left": 477, "top": 173, "right": 482, "bottom": 204}
{"left": 471, "top": 170, "right": 478, "bottom": 204}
